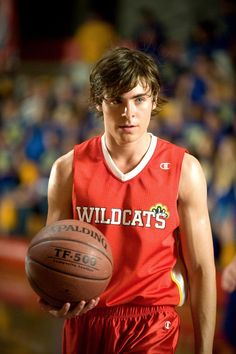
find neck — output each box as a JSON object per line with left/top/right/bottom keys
{"left": 104, "top": 133, "right": 152, "bottom": 173}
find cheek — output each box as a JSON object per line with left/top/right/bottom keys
{"left": 103, "top": 110, "right": 117, "bottom": 128}
{"left": 139, "top": 103, "right": 153, "bottom": 117}
{"left": 103, "top": 106, "right": 121, "bottom": 120}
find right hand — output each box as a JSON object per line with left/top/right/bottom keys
{"left": 221, "top": 258, "right": 236, "bottom": 293}
{"left": 38, "top": 297, "right": 100, "bottom": 319}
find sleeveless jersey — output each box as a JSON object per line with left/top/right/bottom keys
{"left": 72, "top": 133, "right": 187, "bottom": 307}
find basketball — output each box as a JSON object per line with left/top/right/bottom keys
{"left": 25, "top": 219, "right": 113, "bottom": 308}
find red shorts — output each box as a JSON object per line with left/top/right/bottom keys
{"left": 62, "top": 305, "right": 180, "bottom": 354}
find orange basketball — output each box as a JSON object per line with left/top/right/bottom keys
{"left": 25, "top": 219, "right": 113, "bottom": 307}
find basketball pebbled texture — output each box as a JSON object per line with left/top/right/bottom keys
{"left": 25, "top": 219, "right": 113, "bottom": 307}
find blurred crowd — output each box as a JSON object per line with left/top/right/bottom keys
{"left": 0, "top": 3, "right": 236, "bottom": 274}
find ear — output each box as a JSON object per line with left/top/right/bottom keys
{"left": 96, "top": 104, "right": 102, "bottom": 112}
{"left": 152, "top": 101, "right": 157, "bottom": 110}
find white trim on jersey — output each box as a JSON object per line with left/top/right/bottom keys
{"left": 101, "top": 133, "right": 157, "bottom": 182}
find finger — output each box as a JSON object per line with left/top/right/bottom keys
{"left": 82, "top": 299, "right": 97, "bottom": 314}
{"left": 66, "top": 301, "right": 86, "bottom": 319}
{"left": 81, "top": 298, "right": 100, "bottom": 315}
{"left": 57, "top": 303, "right": 71, "bottom": 316}
{"left": 68, "top": 298, "right": 100, "bottom": 318}
{"left": 94, "top": 297, "right": 100, "bottom": 306}
{"left": 48, "top": 303, "right": 71, "bottom": 318}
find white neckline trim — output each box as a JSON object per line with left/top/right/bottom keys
{"left": 101, "top": 133, "right": 157, "bottom": 182}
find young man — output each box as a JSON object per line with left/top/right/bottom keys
{"left": 40, "top": 47, "right": 216, "bottom": 353}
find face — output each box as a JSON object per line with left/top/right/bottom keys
{"left": 98, "top": 83, "right": 156, "bottom": 146}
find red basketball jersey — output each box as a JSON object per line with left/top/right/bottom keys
{"left": 72, "top": 134, "right": 187, "bottom": 307}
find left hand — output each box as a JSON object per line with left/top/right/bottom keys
{"left": 38, "top": 297, "right": 100, "bottom": 319}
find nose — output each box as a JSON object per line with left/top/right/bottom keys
{"left": 121, "top": 102, "right": 135, "bottom": 119}
{"left": 121, "top": 107, "right": 127, "bottom": 117}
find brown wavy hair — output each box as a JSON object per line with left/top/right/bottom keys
{"left": 89, "top": 47, "right": 166, "bottom": 116}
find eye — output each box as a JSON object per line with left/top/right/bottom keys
{"left": 111, "top": 99, "right": 121, "bottom": 105}
{"left": 135, "top": 96, "right": 145, "bottom": 104}
{"left": 105, "top": 98, "right": 121, "bottom": 105}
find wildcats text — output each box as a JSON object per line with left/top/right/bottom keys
{"left": 76, "top": 206, "right": 168, "bottom": 229}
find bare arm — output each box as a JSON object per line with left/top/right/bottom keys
{"left": 178, "top": 153, "right": 216, "bottom": 354}
{"left": 40, "top": 150, "right": 99, "bottom": 318}
{"left": 46, "top": 150, "right": 74, "bottom": 225}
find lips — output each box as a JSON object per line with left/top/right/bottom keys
{"left": 118, "top": 125, "right": 137, "bottom": 133}
{"left": 119, "top": 125, "right": 136, "bottom": 128}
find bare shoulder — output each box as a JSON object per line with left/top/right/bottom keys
{"left": 181, "top": 153, "right": 203, "bottom": 178}
{"left": 50, "top": 150, "right": 73, "bottom": 180}
{"left": 49, "top": 150, "right": 73, "bottom": 187}
{"left": 47, "top": 150, "right": 74, "bottom": 223}
{"left": 179, "top": 153, "right": 207, "bottom": 202}
{"left": 53, "top": 150, "right": 74, "bottom": 171}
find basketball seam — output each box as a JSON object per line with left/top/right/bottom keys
{"left": 28, "top": 238, "right": 113, "bottom": 266}
{"left": 27, "top": 258, "right": 112, "bottom": 281}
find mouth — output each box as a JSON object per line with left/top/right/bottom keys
{"left": 119, "top": 124, "right": 137, "bottom": 128}
{"left": 118, "top": 125, "right": 137, "bottom": 132}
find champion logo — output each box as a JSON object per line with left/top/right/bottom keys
{"left": 160, "top": 162, "right": 171, "bottom": 170}
{"left": 164, "top": 321, "right": 172, "bottom": 330}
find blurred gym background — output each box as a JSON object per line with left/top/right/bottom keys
{"left": 0, "top": 0, "right": 236, "bottom": 353}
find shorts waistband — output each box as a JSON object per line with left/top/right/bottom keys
{"left": 87, "top": 305, "right": 175, "bottom": 318}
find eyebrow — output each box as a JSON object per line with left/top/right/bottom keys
{"left": 105, "top": 91, "right": 151, "bottom": 101}
{"left": 130, "top": 92, "right": 151, "bottom": 99}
